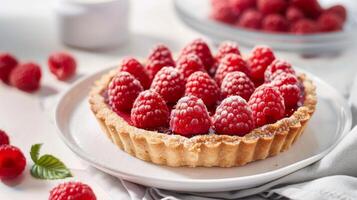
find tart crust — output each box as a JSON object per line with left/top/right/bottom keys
{"left": 89, "top": 70, "right": 317, "bottom": 167}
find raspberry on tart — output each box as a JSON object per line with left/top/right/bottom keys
{"left": 326, "top": 5, "right": 347, "bottom": 22}
{"left": 271, "top": 73, "right": 301, "bottom": 108}
{"left": 179, "top": 39, "right": 214, "bottom": 72}
{"left": 286, "top": 6, "right": 304, "bottom": 23}
{"left": 215, "top": 53, "right": 250, "bottom": 86}
{"left": 118, "top": 57, "right": 151, "bottom": 89}
{"left": 290, "top": 19, "right": 318, "bottom": 34}
{"left": 215, "top": 41, "right": 241, "bottom": 62}
{"left": 257, "top": 0, "right": 287, "bottom": 15}
{"left": 237, "top": 9, "right": 263, "bottom": 30}
{"left": 213, "top": 96, "right": 255, "bottom": 136}
{"left": 176, "top": 54, "right": 206, "bottom": 80}
{"left": 150, "top": 67, "right": 185, "bottom": 104}
{"left": 247, "top": 46, "right": 276, "bottom": 85}
{"left": 262, "top": 14, "right": 289, "bottom": 32}
{"left": 185, "top": 71, "right": 220, "bottom": 108}
{"left": 317, "top": 12, "right": 343, "bottom": 32}
{"left": 265, "top": 59, "right": 296, "bottom": 82}
{"left": 210, "top": 1, "right": 238, "bottom": 24}
{"left": 0, "top": 145, "right": 26, "bottom": 180}
{"left": 49, "top": 182, "right": 96, "bottom": 200}
{"left": 221, "top": 71, "right": 255, "bottom": 101}
{"left": 146, "top": 44, "right": 175, "bottom": 80}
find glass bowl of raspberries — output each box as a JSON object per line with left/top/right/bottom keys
{"left": 174, "top": 0, "right": 357, "bottom": 54}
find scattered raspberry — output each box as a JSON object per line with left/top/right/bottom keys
{"left": 185, "top": 71, "right": 220, "bottom": 108}
{"left": 248, "top": 84, "right": 285, "bottom": 127}
{"left": 176, "top": 54, "right": 206, "bottom": 80}
{"left": 150, "top": 67, "right": 185, "bottom": 104}
{"left": 146, "top": 44, "right": 175, "bottom": 79}
{"left": 118, "top": 57, "right": 151, "bottom": 89}
{"left": 271, "top": 73, "right": 301, "bottom": 108}
{"left": 210, "top": 2, "right": 238, "bottom": 24}
{"left": 262, "top": 14, "right": 289, "bottom": 32}
{"left": 237, "top": 9, "right": 263, "bottom": 30}
{"left": 286, "top": 6, "right": 304, "bottom": 22}
{"left": 9, "top": 62, "right": 42, "bottom": 92}
{"left": 214, "top": 53, "right": 250, "bottom": 86}
{"left": 326, "top": 5, "right": 347, "bottom": 22}
{"left": 0, "top": 145, "right": 26, "bottom": 180}
{"left": 213, "top": 96, "right": 255, "bottom": 136}
{"left": 131, "top": 90, "right": 169, "bottom": 129}
{"left": 230, "top": 0, "right": 256, "bottom": 13}
{"left": 264, "top": 59, "right": 295, "bottom": 82}
{"left": 48, "top": 52, "right": 76, "bottom": 81}
{"left": 170, "top": 96, "right": 211, "bottom": 137}
{"left": 0, "top": 53, "right": 18, "bottom": 84}
{"left": 318, "top": 12, "right": 343, "bottom": 32}
{"left": 221, "top": 71, "right": 255, "bottom": 101}
{"left": 257, "top": 0, "right": 287, "bottom": 15}
{"left": 0, "top": 130, "right": 9, "bottom": 146}
{"left": 108, "top": 72, "right": 143, "bottom": 112}
{"left": 179, "top": 39, "right": 214, "bottom": 71}
{"left": 215, "top": 41, "right": 241, "bottom": 62}
{"left": 290, "top": 19, "right": 318, "bottom": 34}
{"left": 49, "top": 182, "right": 96, "bottom": 200}
{"left": 291, "top": 0, "right": 322, "bottom": 18}
{"left": 247, "top": 46, "right": 275, "bottom": 84}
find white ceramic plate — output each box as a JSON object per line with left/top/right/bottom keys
{"left": 55, "top": 67, "right": 351, "bottom": 192}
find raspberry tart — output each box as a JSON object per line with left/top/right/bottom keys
{"left": 89, "top": 40, "right": 317, "bottom": 167}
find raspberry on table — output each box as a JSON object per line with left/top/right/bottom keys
{"left": 179, "top": 39, "right": 214, "bottom": 72}
{"left": 213, "top": 96, "right": 255, "bottom": 136}
{"left": 176, "top": 54, "right": 206, "bottom": 80}
{"left": 215, "top": 41, "right": 241, "bottom": 62}
{"left": 48, "top": 52, "right": 76, "bottom": 81}
{"left": 0, "top": 130, "right": 10, "bottom": 146}
{"left": 221, "top": 71, "right": 255, "bottom": 101}
{"left": 118, "top": 57, "right": 151, "bottom": 89}
{"left": 150, "top": 67, "right": 185, "bottom": 104}
{"left": 146, "top": 44, "right": 175, "bottom": 80}
{"left": 271, "top": 73, "right": 301, "bottom": 108}
{"left": 237, "top": 9, "right": 263, "bottom": 30}
{"left": 185, "top": 71, "right": 220, "bottom": 108}
{"left": 9, "top": 62, "right": 42, "bottom": 92}
{"left": 286, "top": 6, "right": 305, "bottom": 22}
{"left": 247, "top": 46, "right": 276, "bottom": 85}
{"left": 291, "top": 0, "right": 322, "bottom": 18}
{"left": 170, "top": 96, "right": 211, "bottom": 137}
{"left": 290, "top": 19, "right": 318, "bottom": 34}
{"left": 131, "top": 90, "right": 169, "bottom": 129}
{"left": 262, "top": 14, "right": 289, "bottom": 32}
{"left": 264, "top": 59, "right": 295, "bottom": 82}
{"left": 108, "top": 72, "right": 143, "bottom": 112}
{"left": 248, "top": 84, "right": 285, "bottom": 127}
{"left": 317, "top": 12, "right": 343, "bottom": 32}
{"left": 215, "top": 53, "right": 250, "bottom": 86}
{"left": 0, "top": 53, "right": 18, "bottom": 84}
{"left": 257, "top": 0, "right": 287, "bottom": 15}
{"left": 0, "top": 145, "right": 26, "bottom": 180}
{"left": 49, "top": 181, "right": 96, "bottom": 200}
{"left": 326, "top": 5, "right": 347, "bottom": 22}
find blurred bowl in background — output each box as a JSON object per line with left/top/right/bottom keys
{"left": 54, "top": 0, "right": 130, "bottom": 50}
{"left": 174, "top": 0, "right": 357, "bottom": 54}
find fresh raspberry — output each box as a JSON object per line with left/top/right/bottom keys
{"left": 262, "top": 14, "right": 289, "bottom": 32}
{"left": 9, "top": 62, "right": 42, "bottom": 92}
{"left": 48, "top": 52, "right": 76, "bottom": 81}
{"left": 0, "top": 145, "right": 26, "bottom": 180}
{"left": 326, "top": 5, "right": 347, "bottom": 22}
{"left": 317, "top": 12, "right": 343, "bottom": 32}
{"left": 291, "top": 0, "right": 322, "bottom": 18}
{"left": 49, "top": 182, "right": 96, "bottom": 200}
{"left": 230, "top": 0, "right": 256, "bottom": 13}
{"left": 257, "top": 0, "right": 287, "bottom": 15}
{"left": 185, "top": 71, "right": 220, "bottom": 108}
{"left": 210, "top": 2, "right": 239, "bottom": 24}
{"left": 271, "top": 73, "right": 301, "bottom": 108}
{"left": 131, "top": 90, "right": 169, "bottom": 129}
{"left": 248, "top": 84, "right": 285, "bottom": 127}
{"left": 179, "top": 39, "right": 214, "bottom": 72}
{"left": 215, "top": 41, "right": 241, "bottom": 62}
{"left": 290, "top": 19, "right": 318, "bottom": 34}
{"left": 146, "top": 44, "right": 175, "bottom": 79}
{"left": 0, "top": 53, "right": 18, "bottom": 84}
{"left": 237, "top": 9, "right": 263, "bottom": 30}
{"left": 108, "top": 72, "right": 143, "bottom": 112}
{"left": 176, "top": 54, "right": 206, "bottom": 80}
{"left": 215, "top": 53, "right": 250, "bottom": 86}
{"left": 247, "top": 46, "right": 275, "bottom": 84}
{"left": 118, "top": 57, "right": 151, "bottom": 89}
{"left": 170, "top": 96, "right": 211, "bottom": 136}
{"left": 264, "top": 59, "right": 295, "bottom": 82}
{"left": 221, "top": 71, "right": 255, "bottom": 101}
{"left": 150, "top": 67, "right": 185, "bottom": 104}
{"left": 286, "top": 6, "right": 304, "bottom": 22}
{"left": 213, "top": 96, "right": 255, "bottom": 136}
{"left": 0, "top": 130, "right": 9, "bottom": 146}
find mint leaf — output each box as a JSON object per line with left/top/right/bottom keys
{"left": 30, "top": 144, "right": 72, "bottom": 180}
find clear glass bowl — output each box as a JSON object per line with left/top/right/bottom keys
{"left": 174, "top": 0, "right": 357, "bottom": 54}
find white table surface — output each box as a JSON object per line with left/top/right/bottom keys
{"left": 1, "top": 0, "right": 357, "bottom": 199}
